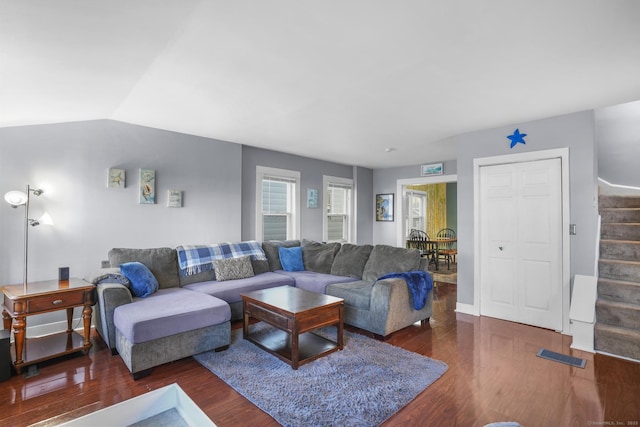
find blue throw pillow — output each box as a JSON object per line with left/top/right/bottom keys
{"left": 278, "top": 246, "right": 304, "bottom": 272}
{"left": 120, "top": 262, "right": 159, "bottom": 298}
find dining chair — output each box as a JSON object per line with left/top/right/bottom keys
{"left": 436, "top": 228, "right": 457, "bottom": 270}
{"left": 408, "top": 229, "right": 436, "bottom": 266}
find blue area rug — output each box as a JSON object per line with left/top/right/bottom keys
{"left": 195, "top": 324, "right": 448, "bottom": 427}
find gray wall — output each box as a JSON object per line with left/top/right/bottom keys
{"left": 1, "top": 120, "right": 242, "bottom": 325}
{"left": 456, "top": 110, "right": 599, "bottom": 306}
{"left": 446, "top": 182, "right": 457, "bottom": 233}
{"left": 596, "top": 100, "right": 640, "bottom": 188}
{"left": 354, "top": 166, "right": 374, "bottom": 244}
{"left": 241, "top": 146, "right": 373, "bottom": 243}
{"left": 372, "top": 160, "right": 458, "bottom": 245}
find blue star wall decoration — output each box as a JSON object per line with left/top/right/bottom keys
{"left": 507, "top": 128, "right": 527, "bottom": 148}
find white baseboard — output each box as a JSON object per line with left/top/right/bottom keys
{"left": 455, "top": 302, "right": 479, "bottom": 316}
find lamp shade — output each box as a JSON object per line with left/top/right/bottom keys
{"left": 39, "top": 212, "right": 54, "bottom": 226}
{"left": 4, "top": 190, "right": 28, "bottom": 207}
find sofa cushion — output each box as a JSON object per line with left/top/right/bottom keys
{"left": 184, "top": 272, "right": 295, "bottom": 304}
{"left": 362, "top": 245, "right": 421, "bottom": 282}
{"left": 109, "top": 247, "right": 179, "bottom": 289}
{"left": 120, "top": 262, "right": 158, "bottom": 298}
{"left": 325, "top": 280, "right": 373, "bottom": 310}
{"left": 301, "top": 240, "right": 341, "bottom": 274}
{"left": 330, "top": 244, "right": 373, "bottom": 279}
{"left": 279, "top": 246, "right": 304, "bottom": 271}
{"left": 113, "top": 288, "right": 230, "bottom": 344}
{"left": 179, "top": 269, "right": 216, "bottom": 287}
{"left": 276, "top": 270, "right": 359, "bottom": 294}
{"left": 213, "top": 255, "right": 255, "bottom": 281}
{"left": 262, "top": 240, "right": 300, "bottom": 271}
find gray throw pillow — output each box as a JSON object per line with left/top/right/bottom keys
{"left": 361, "top": 245, "right": 421, "bottom": 282}
{"left": 301, "top": 239, "right": 341, "bottom": 274}
{"left": 262, "top": 240, "right": 301, "bottom": 271}
{"left": 330, "top": 244, "right": 374, "bottom": 279}
{"left": 213, "top": 256, "right": 255, "bottom": 281}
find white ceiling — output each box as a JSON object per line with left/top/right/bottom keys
{"left": 2, "top": 1, "right": 640, "bottom": 169}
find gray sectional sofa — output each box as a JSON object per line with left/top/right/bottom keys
{"left": 86, "top": 239, "right": 434, "bottom": 379}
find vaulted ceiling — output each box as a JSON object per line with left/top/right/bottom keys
{"left": 2, "top": 1, "right": 640, "bottom": 168}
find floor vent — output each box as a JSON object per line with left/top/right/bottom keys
{"left": 536, "top": 348, "right": 586, "bottom": 368}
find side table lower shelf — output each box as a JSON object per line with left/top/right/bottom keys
{"left": 11, "top": 331, "right": 89, "bottom": 369}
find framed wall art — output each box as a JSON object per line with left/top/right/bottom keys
{"left": 376, "top": 193, "right": 394, "bottom": 222}
{"left": 167, "top": 190, "right": 182, "bottom": 208}
{"left": 421, "top": 163, "right": 443, "bottom": 176}
{"left": 307, "top": 188, "right": 318, "bottom": 208}
{"left": 108, "top": 168, "right": 125, "bottom": 188}
{"left": 139, "top": 169, "right": 156, "bottom": 204}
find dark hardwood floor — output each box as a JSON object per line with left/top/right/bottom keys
{"left": 2, "top": 282, "right": 639, "bottom": 427}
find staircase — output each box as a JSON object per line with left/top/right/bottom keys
{"left": 595, "top": 194, "right": 640, "bottom": 361}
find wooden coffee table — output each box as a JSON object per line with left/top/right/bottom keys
{"left": 241, "top": 286, "right": 344, "bottom": 369}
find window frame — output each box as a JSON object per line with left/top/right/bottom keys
{"left": 256, "top": 166, "right": 300, "bottom": 241}
{"left": 322, "top": 175, "right": 354, "bottom": 243}
{"left": 405, "top": 189, "right": 427, "bottom": 237}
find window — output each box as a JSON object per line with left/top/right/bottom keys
{"left": 256, "top": 166, "right": 300, "bottom": 241}
{"left": 323, "top": 176, "right": 353, "bottom": 243}
{"left": 405, "top": 190, "right": 426, "bottom": 236}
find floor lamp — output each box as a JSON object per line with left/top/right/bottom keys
{"left": 4, "top": 185, "right": 51, "bottom": 291}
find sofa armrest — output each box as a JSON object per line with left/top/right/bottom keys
{"left": 95, "top": 283, "right": 132, "bottom": 353}
{"left": 84, "top": 267, "right": 130, "bottom": 286}
{"left": 369, "top": 277, "right": 433, "bottom": 337}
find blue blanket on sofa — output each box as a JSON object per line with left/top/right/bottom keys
{"left": 378, "top": 271, "right": 433, "bottom": 310}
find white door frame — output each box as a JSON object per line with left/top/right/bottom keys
{"left": 396, "top": 174, "right": 458, "bottom": 248}
{"left": 473, "top": 148, "right": 570, "bottom": 334}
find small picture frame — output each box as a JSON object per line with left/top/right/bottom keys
{"left": 139, "top": 169, "right": 156, "bottom": 204}
{"left": 167, "top": 190, "right": 182, "bottom": 208}
{"left": 376, "top": 193, "right": 394, "bottom": 222}
{"left": 421, "top": 163, "right": 443, "bottom": 176}
{"left": 108, "top": 168, "right": 126, "bottom": 188}
{"left": 307, "top": 188, "right": 318, "bottom": 208}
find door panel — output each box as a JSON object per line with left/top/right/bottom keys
{"left": 480, "top": 158, "right": 562, "bottom": 330}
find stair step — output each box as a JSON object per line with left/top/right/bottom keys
{"left": 598, "top": 278, "right": 640, "bottom": 304}
{"left": 595, "top": 323, "right": 640, "bottom": 361}
{"left": 596, "top": 299, "right": 640, "bottom": 330}
{"left": 600, "top": 223, "right": 640, "bottom": 241}
{"left": 599, "top": 259, "right": 640, "bottom": 282}
{"left": 599, "top": 195, "right": 640, "bottom": 209}
{"left": 600, "top": 240, "right": 640, "bottom": 261}
{"left": 600, "top": 208, "right": 640, "bottom": 223}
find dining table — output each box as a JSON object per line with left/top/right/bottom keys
{"left": 406, "top": 238, "right": 457, "bottom": 271}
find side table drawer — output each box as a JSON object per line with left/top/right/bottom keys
{"left": 28, "top": 292, "right": 85, "bottom": 313}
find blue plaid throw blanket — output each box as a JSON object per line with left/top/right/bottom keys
{"left": 378, "top": 270, "right": 433, "bottom": 310}
{"left": 177, "top": 241, "right": 267, "bottom": 275}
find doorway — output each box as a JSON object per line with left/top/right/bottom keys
{"left": 396, "top": 175, "right": 458, "bottom": 283}
{"left": 396, "top": 175, "right": 458, "bottom": 248}
{"left": 473, "top": 148, "right": 571, "bottom": 333}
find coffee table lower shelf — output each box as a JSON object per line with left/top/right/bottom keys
{"left": 246, "top": 326, "right": 340, "bottom": 369}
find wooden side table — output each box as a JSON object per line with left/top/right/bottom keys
{"left": 1, "top": 278, "right": 97, "bottom": 374}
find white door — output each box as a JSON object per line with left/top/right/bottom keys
{"left": 479, "top": 158, "right": 563, "bottom": 330}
